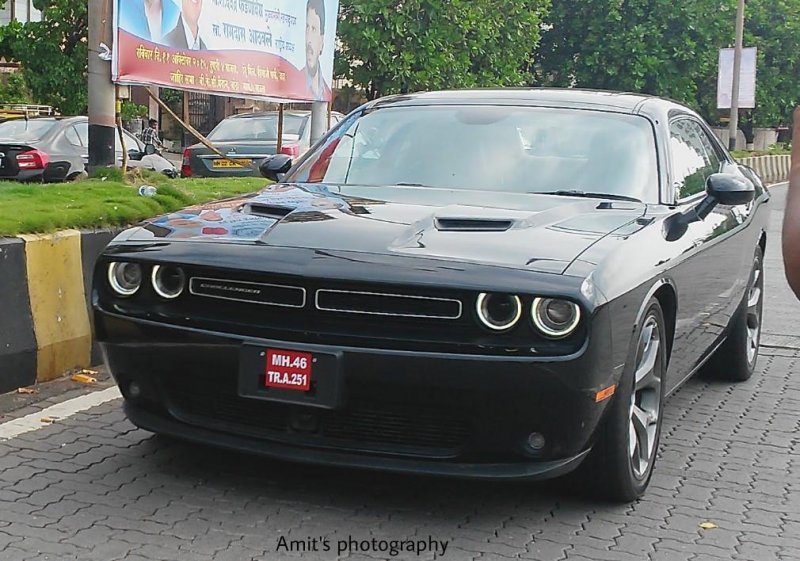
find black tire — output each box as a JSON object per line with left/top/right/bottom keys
{"left": 705, "top": 245, "right": 764, "bottom": 382}
{"left": 67, "top": 171, "right": 88, "bottom": 182}
{"left": 581, "top": 297, "right": 668, "bottom": 502}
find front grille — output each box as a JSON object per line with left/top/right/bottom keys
{"left": 189, "top": 277, "right": 306, "bottom": 307}
{"left": 315, "top": 289, "right": 462, "bottom": 319}
{"left": 162, "top": 380, "right": 472, "bottom": 457}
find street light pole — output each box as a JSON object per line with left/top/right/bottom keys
{"left": 728, "top": 0, "right": 746, "bottom": 151}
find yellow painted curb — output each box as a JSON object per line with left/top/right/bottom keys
{"left": 19, "top": 230, "right": 91, "bottom": 382}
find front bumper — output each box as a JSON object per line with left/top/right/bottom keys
{"left": 97, "top": 312, "right": 620, "bottom": 480}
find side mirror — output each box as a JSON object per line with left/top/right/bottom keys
{"left": 259, "top": 154, "right": 293, "bottom": 182}
{"left": 128, "top": 149, "right": 144, "bottom": 161}
{"left": 705, "top": 173, "right": 755, "bottom": 207}
{"left": 665, "top": 173, "right": 754, "bottom": 242}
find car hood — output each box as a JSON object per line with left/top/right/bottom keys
{"left": 125, "top": 183, "right": 646, "bottom": 274}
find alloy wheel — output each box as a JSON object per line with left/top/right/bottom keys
{"left": 746, "top": 260, "right": 764, "bottom": 365}
{"left": 628, "top": 315, "right": 662, "bottom": 480}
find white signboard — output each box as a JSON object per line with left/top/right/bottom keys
{"left": 717, "top": 47, "right": 757, "bottom": 109}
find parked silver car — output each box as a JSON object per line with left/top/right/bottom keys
{"left": 180, "top": 110, "right": 344, "bottom": 178}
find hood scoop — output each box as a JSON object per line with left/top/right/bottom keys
{"left": 243, "top": 203, "right": 294, "bottom": 220}
{"left": 434, "top": 217, "right": 514, "bottom": 232}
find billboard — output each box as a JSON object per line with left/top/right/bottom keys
{"left": 717, "top": 47, "right": 757, "bottom": 110}
{"left": 112, "top": 0, "right": 339, "bottom": 103}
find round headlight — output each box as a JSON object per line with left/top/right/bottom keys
{"left": 151, "top": 265, "right": 185, "bottom": 299}
{"left": 476, "top": 293, "right": 522, "bottom": 331}
{"left": 531, "top": 298, "right": 581, "bottom": 338}
{"left": 107, "top": 262, "right": 142, "bottom": 297}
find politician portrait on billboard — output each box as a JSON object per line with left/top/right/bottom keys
{"left": 117, "top": 0, "right": 181, "bottom": 43}
{"left": 113, "top": 0, "right": 339, "bottom": 103}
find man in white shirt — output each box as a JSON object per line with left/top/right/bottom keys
{"left": 163, "top": 0, "right": 206, "bottom": 50}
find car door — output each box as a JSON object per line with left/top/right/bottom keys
{"left": 663, "top": 116, "right": 745, "bottom": 391}
{"left": 74, "top": 122, "right": 90, "bottom": 168}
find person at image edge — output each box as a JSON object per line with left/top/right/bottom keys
{"left": 783, "top": 106, "right": 800, "bottom": 299}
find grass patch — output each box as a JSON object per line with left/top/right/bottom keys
{"left": 732, "top": 145, "right": 792, "bottom": 158}
{"left": 0, "top": 172, "right": 267, "bottom": 236}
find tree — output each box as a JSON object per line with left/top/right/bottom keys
{"left": 537, "top": 0, "right": 736, "bottom": 113}
{"left": 742, "top": 0, "right": 800, "bottom": 128}
{"left": 0, "top": 0, "right": 88, "bottom": 114}
{"left": 335, "top": 0, "right": 550, "bottom": 100}
{"left": 536, "top": 0, "right": 800, "bottom": 129}
{"left": 0, "top": 71, "right": 33, "bottom": 104}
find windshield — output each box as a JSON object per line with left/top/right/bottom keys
{"left": 0, "top": 119, "right": 57, "bottom": 141}
{"left": 208, "top": 114, "right": 306, "bottom": 141}
{"left": 288, "top": 105, "right": 659, "bottom": 201}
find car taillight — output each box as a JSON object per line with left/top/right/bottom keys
{"left": 280, "top": 144, "right": 300, "bottom": 158}
{"left": 16, "top": 149, "right": 49, "bottom": 170}
{"left": 181, "top": 148, "right": 192, "bottom": 177}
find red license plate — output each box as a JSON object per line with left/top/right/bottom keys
{"left": 265, "top": 349, "right": 312, "bottom": 391}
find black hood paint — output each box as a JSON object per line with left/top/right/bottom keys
{"left": 124, "top": 183, "right": 646, "bottom": 274}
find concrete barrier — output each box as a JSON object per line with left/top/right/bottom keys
{"left": 739, "top": 154, "right": 792, "bottom": 185}
{"left": 0, "top": 238, "right": 37, "bottom": 394}
{"left": 0, "top": 228, "right": 122, "bottom": 393}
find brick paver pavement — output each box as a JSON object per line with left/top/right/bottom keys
{"left": 1, "top": 184, "right": 798, "bottom": 561}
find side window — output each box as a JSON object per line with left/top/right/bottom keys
{"left": 669, "top": 119, "right": 720, "bottom": 200}
{"left": 697, "top": 128, "right": 723, "bottom": 173}
{"left": 74, "top": 122, "right": 89, "bottom": 148}
{"left": 64, "top": 126, "right": 82, "bottom": 146}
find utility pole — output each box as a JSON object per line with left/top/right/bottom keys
{"left": 309, "top": 101, "right": 328, "bottom": 145}
{"left": 88, "top": 0, "right": 116, "bottom": 172}
{"left": 728, "top": 0, "right": 746, "bottom": 151}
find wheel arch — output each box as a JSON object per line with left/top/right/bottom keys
{"left": 634, "top": 279, "right": 677, "bottom": 368}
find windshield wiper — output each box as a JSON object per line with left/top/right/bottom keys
{"left": 532, "top": 190, "right": 641, "bottom": 202}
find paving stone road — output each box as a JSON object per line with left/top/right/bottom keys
{"left": 1, "top": 184, "right": 799, "bottom": 561}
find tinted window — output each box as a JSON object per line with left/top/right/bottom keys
{"left": 208, "top": 114, "right": 306, "bottom": 141}
{"left": 289, "top": 106, "right": 659, "bottom": 201}
{"left": 0, "top": 119, "right": 57, "bottom": 141}
{"left": 74, "top": 122, "right": 89, "bottom": 147}
{"left": 670, "top": 119, "right": 721, "bottom": 200}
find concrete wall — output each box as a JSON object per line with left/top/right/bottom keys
{"left": 711, "top": 127, "right": 783, "bottom": 151}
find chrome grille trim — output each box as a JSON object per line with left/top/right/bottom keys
{"left": 315, "top": 289, "right": 463, "bottom": 320}
{"left": 189, "top": 277, "right": 306, "bottom": 308}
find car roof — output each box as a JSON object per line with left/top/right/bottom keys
{"left": 366, "top": 88, "right": 698, "bottom": 120}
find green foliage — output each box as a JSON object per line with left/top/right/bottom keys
{"left": 536, "top": 0, "right": 800, "bottom": 127}
{"left": 537, "top": 0, "right": 735, "bottom": 111}
{"left": 335, "top": 0, "right": 550, "bottom": 99}
{"left": 0, "top": 0, "right": 88, "bottom": 114}
{"left": 88, "top": 167, "right": 126, "bottom": 182}
{"left": 0, "top": 72, "right": 33, "bottom": 104}
{"left": 160, "top": 88, "right": 184, "bottom": 112}
{"left": 731, "top": 145, "right": 792, "bottom": 158}
{"left": 741, "top": 0, "right": 800, "bottom": 128}
{"left": 120, "top": 101, "right": 148, "bottom": 121}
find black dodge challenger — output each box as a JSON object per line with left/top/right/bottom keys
{"left": 93, "top": 89, "right": 769, "bottom": 501}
